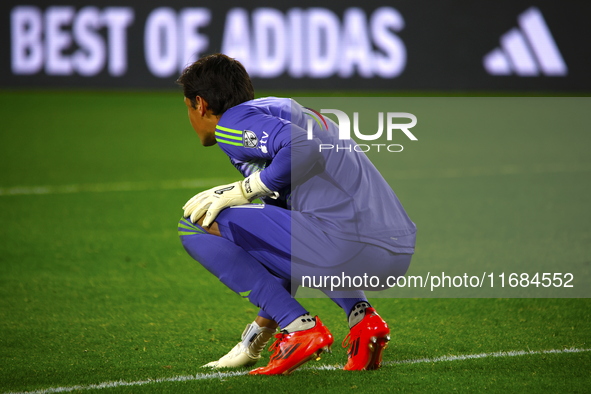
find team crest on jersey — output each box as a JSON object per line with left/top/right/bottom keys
{"left": 243, "top": 130, "right": 258, "bottom": 148}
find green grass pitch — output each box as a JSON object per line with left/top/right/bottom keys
{"left": 0, "top": 91, "right": 590, "bottom": 393}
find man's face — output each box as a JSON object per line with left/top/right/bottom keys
{"left": 184, "top": 96, "right": 217, "bottom": 146}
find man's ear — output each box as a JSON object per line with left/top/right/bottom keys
{"left": 195, "top": 96, "right": 208, "bottom": 116}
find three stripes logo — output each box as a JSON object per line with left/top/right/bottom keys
{"left": 483, "top": 7, "right": 567, "bottom": 76}
{"left": 348, "top": 338, "right": 361, "bottom": 358}
{"left": 177, "top": 218, "right": 206, "bottom": 236}
{"left": 270, "top": 343, "right": 301, "bottom": 361}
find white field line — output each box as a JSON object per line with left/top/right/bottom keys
{"left": 0, "top": 178, "right": 234, "bottom": 197}
{"left": 1, "top": 162, "right": 590, "bottom": 197}
{"left": 4, "top": 347, "right": 590, "bottom": 394}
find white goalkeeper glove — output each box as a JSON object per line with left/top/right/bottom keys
{"left": 183, "top": 172, "right": 274, "bottom": 227}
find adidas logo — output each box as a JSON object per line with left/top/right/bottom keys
{"left": 270, "top": 343, "right": 301, "bottom": 361}
{"left": 483, "top": 7, "right": 567, "bottom": 76}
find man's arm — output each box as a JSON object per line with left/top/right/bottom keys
{"left": 258, "top": 123, "right": 325, "bottom": 192}
{"left": 184, "top": 117, "right": 324, "bottom": 225}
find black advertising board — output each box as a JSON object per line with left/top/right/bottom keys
{"left": 1, "top": 0, "right": 590, "bottom": 91}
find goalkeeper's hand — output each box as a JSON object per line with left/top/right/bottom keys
{"left": 183, "top": 172, "right": 274, "bottom": 227}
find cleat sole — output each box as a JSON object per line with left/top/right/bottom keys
{"left": 366, "top": 335, "right": 390, "bottom": 370}
{"left": 283, "top": 348, "right": 326, "bottom": 375}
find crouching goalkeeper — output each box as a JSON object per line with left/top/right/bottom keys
{"left": 176, "top": 53, "right": 416, "bottom": 375}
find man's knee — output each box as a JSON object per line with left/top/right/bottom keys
{"left": 178, "top": 217, "right": 222, "bottom": 263}
{"left": 196, "top": 216, "right": 221, "bottom": 237}
{"left": 178, "top": 216, "right": 221, "bottom": 237}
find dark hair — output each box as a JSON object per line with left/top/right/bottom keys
{"left": 176, "top": 53, "right": 254, "bottom": 115}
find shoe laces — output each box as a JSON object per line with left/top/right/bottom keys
{"left": 341, "top": 331, "right": 352, "bottom": 349}
{"left": 268, "top": 331, "right": 288, "bottom": 357}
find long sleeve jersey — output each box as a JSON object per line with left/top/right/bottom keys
{"left": 214, "top": 97, "right": 416, "bottom": 254}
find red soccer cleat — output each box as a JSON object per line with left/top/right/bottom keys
{"left": 342, "top": 307, "right": 390, "bottom": 371}
{"left": 249, "top": 316, "right": 334, "bottom": 375}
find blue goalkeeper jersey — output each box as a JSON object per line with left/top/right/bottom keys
{"left": 214, "top": 97, "right": 416, "bottom": 254}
